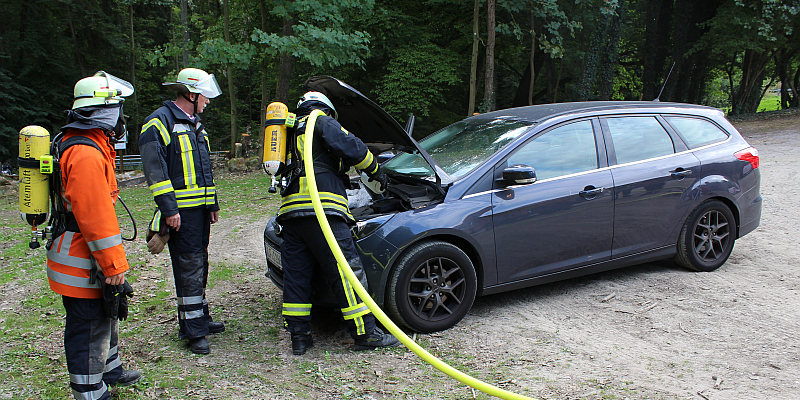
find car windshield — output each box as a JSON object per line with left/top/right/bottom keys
{"left": 383, "top": 118, "right": 534, "bottom": 180}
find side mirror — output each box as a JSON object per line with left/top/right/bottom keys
{"left": 502, "top": 164, "right": 536, "bottom": 185}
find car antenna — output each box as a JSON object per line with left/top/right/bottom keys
{"left": 653, "top": 62, "right": 676, "bottom": 102}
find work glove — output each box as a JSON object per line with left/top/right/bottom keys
{"left": 116, "top": 281, "right": 135, "bottom": 321}
{"left": 368, "top": 170, "right": 389, "bottom": 191}
{"left": 96, "top": 271, "right": 135, "bottom": 321}
{"left": 146, "top": 229, "right": 170, "bottom": 255}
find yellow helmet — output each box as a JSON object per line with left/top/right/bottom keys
{"left": 163, "top": 68, "right": 222, "bottom": 98}
{"left": 72, "top": 71, "right": 135, "bottom": 109}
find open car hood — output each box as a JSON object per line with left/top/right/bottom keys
{"left": 303, "top": 76, "right": 450, "bottom": 187}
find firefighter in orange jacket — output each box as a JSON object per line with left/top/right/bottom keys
{"left": 46, "top": 71, "right": 142, "bottom": 399}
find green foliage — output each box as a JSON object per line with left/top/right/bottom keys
{"left": 375, "top": 44, "right": 462, "bottom": 118}
{"left": 252, "top": 0, "right": 375, "bottom": 68}
{"left": 496, "top": 0, "right": 582, "bottom": 58}
{"left": 252, "top": 23, "right": 371, "bottom": 68}
{"left": 702, "top": 0, "right": 799, "bottom": 57}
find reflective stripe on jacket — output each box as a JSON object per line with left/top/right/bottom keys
{"left": 139, "top": 101, "right": 219, "bottom": 218}
{"left": 277, "top": 112, "right": 378, "bottom": 223}
{"left": 46, "top": 129, "right": 128, "bottom": 299}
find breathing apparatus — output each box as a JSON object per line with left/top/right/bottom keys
{"left": 18, "top": 126, "right": 53, "bottom": 247}
{"left": 261, "top": 92, "right": 337, "bottom": 194}
{"left": 19, "top": 71, "right": 139, "bottom": 250}
{"left": 301, "top": 110, "right": 536, "bottom": 400}
{"left": 262, "top": 102, "right": 295, "bottom": 193}
{"left": 163, "top": 68, "right": 222, "bottom": 115}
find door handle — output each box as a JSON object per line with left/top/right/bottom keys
{"left": 579, "top": 186, "right": 604, "bottom": 198}
{"left": 670, "top": 168, "right": 692, "bottom": 179}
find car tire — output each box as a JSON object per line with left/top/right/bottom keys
{"left": 675, "top": 200, "right": 736, "bottom": 272}
{"left": 387, "top": 241, "right": 477, "bottom": 333}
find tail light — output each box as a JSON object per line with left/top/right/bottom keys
{"left": 734, "top": 147, "right": 759, "bottom": 169}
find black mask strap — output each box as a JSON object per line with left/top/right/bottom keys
{"left": 182, "top": 93, "right": 198, "bottom": 115}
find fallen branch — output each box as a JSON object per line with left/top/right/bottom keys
{"left": 639, "top": 303, "right": 658, "bottom": 314}
{"left": 601, "top": 292, "right": 616, "bottom": 302}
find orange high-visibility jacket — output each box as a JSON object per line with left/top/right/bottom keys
{"left": 46, "top": 128, "right": 129, "bottom": 298}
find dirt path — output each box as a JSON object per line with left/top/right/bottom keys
{"left": 194, "top": 114, "right": 800, "bottom": 399}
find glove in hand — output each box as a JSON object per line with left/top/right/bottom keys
{"left": 146, "top": 231, "right": 170, "bottom": 255}
{"left": 97, "top": 271, "right": 135, "bottom": 321}
{"left": 368, "top": 170, "right": 389, "bottom": 191}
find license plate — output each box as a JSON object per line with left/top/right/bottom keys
{"left": 266, "top": 244, "right": 282, "bottom": 267}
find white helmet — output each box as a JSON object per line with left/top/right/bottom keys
{"left": 163, "top": 68, "right": 222, "bottom": 99}
{"left": 297, "top": 91, "right": 337, "bottom": 120}
{"left": 72, "top": 71, "right": 134, "bottom": 109}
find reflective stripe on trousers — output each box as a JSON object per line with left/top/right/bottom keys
{"left": 63, "top": 296, "right": 123, "bottom": 400}
{"left": 279, "top": 216, "right": 375, "bottom": 336}
{"left": 168, "top": 206, "right": 213, "bottom": 339}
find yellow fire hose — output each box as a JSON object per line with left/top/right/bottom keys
{"left": 302, "top": 110, "right": 536, "bottom": 400}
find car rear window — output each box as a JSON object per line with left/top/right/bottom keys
{"left": 605, "top": 116, "right": 675, "bottom": 164}
{"left": 665, "top": 116, "right": 729, "bottom": 148}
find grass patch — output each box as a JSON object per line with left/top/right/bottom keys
{"left": 758, "top": 93, "right": 781, "bottom": 112}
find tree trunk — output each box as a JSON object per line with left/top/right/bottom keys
{"left": 65, "top": 3, "right": 86, "bottom": 77}
{"left": 775, "top": 48, "right": 799, "bottom": 109}
{"left": 732, "top": 49, "right": 774, "bottom": 115}
{"left": 180, "top": 0, "right": 190, "bottom": 68}
{"left": 553, "top": 58, "right": 563, "bottom": 103}
{"left": 545, "top": 55, "right": 554, "bottom": 101}
{"left": 129, "top": 5, "right": 140, "bottom": 154}
{"left": 276, "top": 17, "right": 294, "bottom": 104}
{"left": 468, "top": 0, "right": 480, "bottom": 116}
{"left": 528, "top": 3, "right": 536, "bottom": 106}
{"left": 483, "top": 0, "right": 496, "bottom": 112}
{"left": 223, "top": 0, "right": 237, "bottom": 154}
{"left": 259, "top": 0, "right": 270, "bottom": 156}
{"left": 599, "top": 1, "right": 623, "bottom": 101}
{"left": 579, "top": 14, "right": 608, "bottom": 101}
{"left": 641, "top": 0, "right": 673, "bottom": 101}
{"left": 793, "top": 63, "right": 800, "bottom": 108}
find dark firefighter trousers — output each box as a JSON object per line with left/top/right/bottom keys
{"left": 63, "top": 296, "right": 124, "bottom": 400}
{"left": 280, "top": 216, "right": 375, "bottom": 337}
{"left": 167, "top": 206, "right": 214, "bottom": 340}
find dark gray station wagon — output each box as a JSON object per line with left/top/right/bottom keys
{"left": 265, "top": 77, "right": 762, "bottom": 333}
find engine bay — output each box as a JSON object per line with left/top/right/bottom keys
{"left": 348, "top": 174, "right": 445, "bottom": 221}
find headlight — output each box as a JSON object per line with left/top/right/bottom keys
{"left": 271, "top": 218, "right": 282, "bottom": 236}
{"left": 353, "top": 214, "right": 393, "bottom": 239}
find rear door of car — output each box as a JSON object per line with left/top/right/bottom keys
{"left": 600, "top": 114, "right": 701, "bottom": 258}
{"left": 491, "top": 118, "right": 615, "bottom": 283}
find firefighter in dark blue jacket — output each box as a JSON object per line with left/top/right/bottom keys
{"left": 139, "top": 68, "right": 224, "bottom": 355}
{"left": 278, "top": 91, "right": 398, "bottom": 355}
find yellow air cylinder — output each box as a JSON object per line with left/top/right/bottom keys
{"left": 18, "top": 125, "right": 52, "bottom": 227}
{"left": 262, "top": 102, "right": 293, "bottom": 193}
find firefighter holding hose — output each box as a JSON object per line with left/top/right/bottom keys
{"left": 277, "top": 91, "right": 397, "bottom": 355}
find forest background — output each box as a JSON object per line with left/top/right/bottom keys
{"left": 0, "top": 0, "right": 798, "bottom": 162}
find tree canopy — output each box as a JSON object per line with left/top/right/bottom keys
{"left": 0, "top": 0, "right": 798, "bottom": 161}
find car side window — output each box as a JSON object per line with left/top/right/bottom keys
{"left": 605, "top": 116, "right": 674, "bottom": 164}
{"left": 665, "top": 116, "right": 729, "bottom": 148}
{"left": 507, "top": 120, "right": 597, "bottom": 181}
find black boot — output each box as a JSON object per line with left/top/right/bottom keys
{"left": 208, "top": 321, "right": 225, "bottom": 334}
{"left": 291, "top": 333, "right": 313, "bottom": 356}
{"left": 113, "top": 370, "right": 142, "bottom": 386}
{"left": 353, "top": 327, "right": 400, "bottom": 351}
{"left": 189, "top": 336, "right": 210, "bottom": 354}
